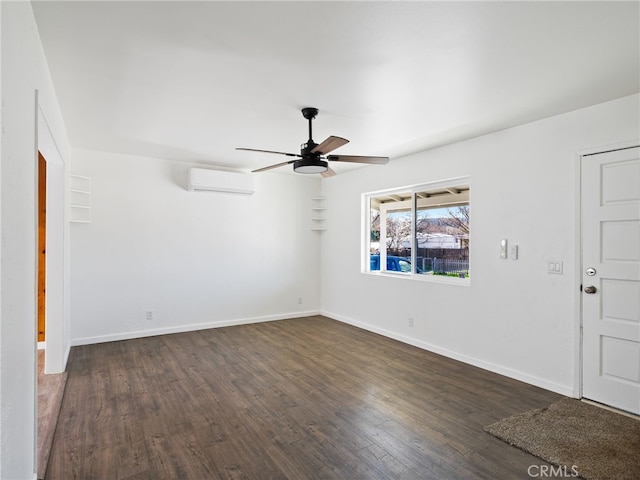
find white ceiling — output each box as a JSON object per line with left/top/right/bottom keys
{"left": 32, "top": 1, "right": 639, "bottom": 175}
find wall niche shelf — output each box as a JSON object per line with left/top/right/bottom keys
{"left": 70, "top": 174, "right": 91, "bottom": 223}
{"left": 311, "top": 196, "right": 326, "bottom": 231}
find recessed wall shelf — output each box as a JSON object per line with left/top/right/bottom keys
{"left": 70, "top": 174, "right": 91, "bottom": 223}
{"left": 311, "top": 196, "right": 326, "bottom": 231}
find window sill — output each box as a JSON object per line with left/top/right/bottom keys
{"left": 362, "top": 270, "right": 471, "bottom": 286}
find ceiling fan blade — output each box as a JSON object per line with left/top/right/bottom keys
{"left": 311, "top": 136, "right": 349, "bottom": 155}
{"left": 236, "top": 147, "right": 299, "bottom": 158}
{"left": 252, "top": 160, "right": 296, "bottom": 173}
{"left": 327, "top": 155, "right": 389, "bottom": 165}
{"left": 321, "top": 167, "right": 337, "bottom": 178}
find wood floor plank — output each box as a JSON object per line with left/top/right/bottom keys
{"left": 47, "top": 316, "right": 563, "bottom": 479}
{"left": 37, "top": 350, "right": 69, "bottom": 480}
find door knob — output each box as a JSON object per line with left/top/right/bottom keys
{"left": 584, "top": 285, "right": 597, "bottom": 294}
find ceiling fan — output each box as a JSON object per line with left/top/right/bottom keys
{"left": 237, "top": 107, "right": 389, "bottom": 177}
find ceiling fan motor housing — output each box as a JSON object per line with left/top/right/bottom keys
{"left": 301, "top": 141, "right": 318, "bottom": 155}
{"left": 300, "top": 107, "right": 320, "bottom": 159}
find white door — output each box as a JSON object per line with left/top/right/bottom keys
{"left": 582, "top": 146, "right": 640, "bottom": 415}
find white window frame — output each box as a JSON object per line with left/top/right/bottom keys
{"left": 362, "top": 176, "right": 471, "bottom": 285}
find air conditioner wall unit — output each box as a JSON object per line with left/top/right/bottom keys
{"left": 187, "top": 168, "right": 255, "bottom": 195}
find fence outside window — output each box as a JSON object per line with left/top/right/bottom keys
{"left": 416, "top": 257, "right": 469, "bottom": 277}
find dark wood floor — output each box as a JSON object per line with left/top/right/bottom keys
{"left": 47, "top": 316, "right": 563, "bottom": 479}
{"left": 38, "top": 350, "right": 68, "bottom": 480}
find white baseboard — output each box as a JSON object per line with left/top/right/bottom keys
{"left": 321, "top": 310, "right": 575, "bottom": 398}
{"left": 70, "top": 310, "right": 321, "bottom": 347}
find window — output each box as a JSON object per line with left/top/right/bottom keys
{"left": 365, "top": 178, "right": 470, "bottom": 281}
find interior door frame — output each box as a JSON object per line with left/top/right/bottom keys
{"left": 575, "top": 140, "right": 640, "bottom": 401}
{"left": 37, "top": 100, "right": 69, "bottom": 375}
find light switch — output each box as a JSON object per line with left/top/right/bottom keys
{"left": 548, "top": 260, "right": 563, "bottom": 274}
{"left": 500, "top": 239, "right": 508, "bottom": 259}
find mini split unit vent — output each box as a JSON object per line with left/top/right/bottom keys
{"left": 187, "top": 168, "right": 255, "bottom": 195}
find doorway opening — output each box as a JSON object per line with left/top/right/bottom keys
{"left": 38, "top": 151, "right": 47, "bottom": 343}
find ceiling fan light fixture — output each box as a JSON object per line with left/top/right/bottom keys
{"left": 293, "top": 158, "right": 328, "bottom": 174}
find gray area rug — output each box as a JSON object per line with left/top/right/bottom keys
{"left": 485, "top": 398, "right": 640, "bottom": 480}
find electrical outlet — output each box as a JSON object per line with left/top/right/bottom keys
{"left": 298, "top": 297, "right": 303, "bottom": 305}
{"left": 408, "top": 317, "right": 414, "bottom": 327}
{"left": 146, "top": 310, "right": 153, "bottom": 320}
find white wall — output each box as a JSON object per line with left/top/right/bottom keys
{"left": 320, "top": 94, "right": 640, "bottom": 396}
{"left": 1, "top": 2, "right": 70, "bottom": 478}
{"left": 70, "top": 149, "right": 322, "bottom": 344}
